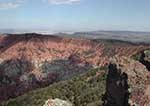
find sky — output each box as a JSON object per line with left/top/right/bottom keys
{"left": 0, "top": 0, "right": 150, "bottom": 33}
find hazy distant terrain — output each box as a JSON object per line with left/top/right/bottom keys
{"left": 0, "top": 29, "right": 150, "bottom": 43}
{"left": 52, "top": 30, "right": 150, "bottom": 44}
{"left": 71, "top": 31, "right": 150, "bottom": 44}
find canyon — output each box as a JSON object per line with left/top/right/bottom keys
{"left": 0, "top": 33, "right": 150, "bottom": 103}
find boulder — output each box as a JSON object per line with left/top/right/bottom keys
{"left": 43, "top": 98, "right": 72, "bottom": 106}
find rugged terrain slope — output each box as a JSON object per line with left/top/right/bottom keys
{"left": 2, "top": 56, "right": 150, "bottom": 106}
{"left": 0, "top": 33, "right": 149, "bottom": 101}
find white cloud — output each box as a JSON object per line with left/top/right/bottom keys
{"left": 0, "top": 0, "right": 24, "bottom": 9}
{"left": 48, "top": 0, "right": 80, "bottom": 5}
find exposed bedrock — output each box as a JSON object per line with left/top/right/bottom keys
{"left": 103, "top": 56, "right": 150, "bottom": 106}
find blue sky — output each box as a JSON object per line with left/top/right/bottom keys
{"left": 0, "top": 0, "right": 150, "bottom": 32}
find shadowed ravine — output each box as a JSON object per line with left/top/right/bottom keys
{"left": 0, "top": 56, "right": 93, "bottom": 101}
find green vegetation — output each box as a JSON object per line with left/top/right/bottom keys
{"left": 144, "top": 50, "right": 150, "bottom": 57}
{"left": 83, "top": 50, "right": 94, "bottom": 56}
{"left": 17, "top": 47, "right": 26, "bottom": 52}
{"left": 38, "top": 47, "right": 46, "bottom": 53}
{"left": 83, "top": 50, "right": 95, "bottom": 58}
{"left": 131, "top": 50, "right": 150, "bottom": 61}
{"left": 1, "top": 67, "right": 106, "bottom": 106}
{"left": 93, "top": 39, "right": 135, "bottom": 46}
{"left": 52, "top": 48, "right": 65, "bottom": 53}
{"left": 132, "top": 52, "right": 142, "bottom": 61}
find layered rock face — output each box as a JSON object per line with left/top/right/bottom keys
{"left": 0, "top": 34, "right": 149, "bottom": 67}
{"left": 103, "top": 56, "right": 150, "bottom": 106}
{"left": 0, "top": 33, "right": 150, "bottom": 101}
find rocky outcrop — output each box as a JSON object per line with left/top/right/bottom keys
{"left": 103, "top": 56, "right": 150, "bottom": 106}
{"left": 43, "top": 98, "right": 72, "bottom": 106}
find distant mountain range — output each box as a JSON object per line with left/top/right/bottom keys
{"left": 55, "top": 30, "right": 150, "bottom": 44}
{"left": 0, "top": 29, "right": 150, "bottom": 43}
